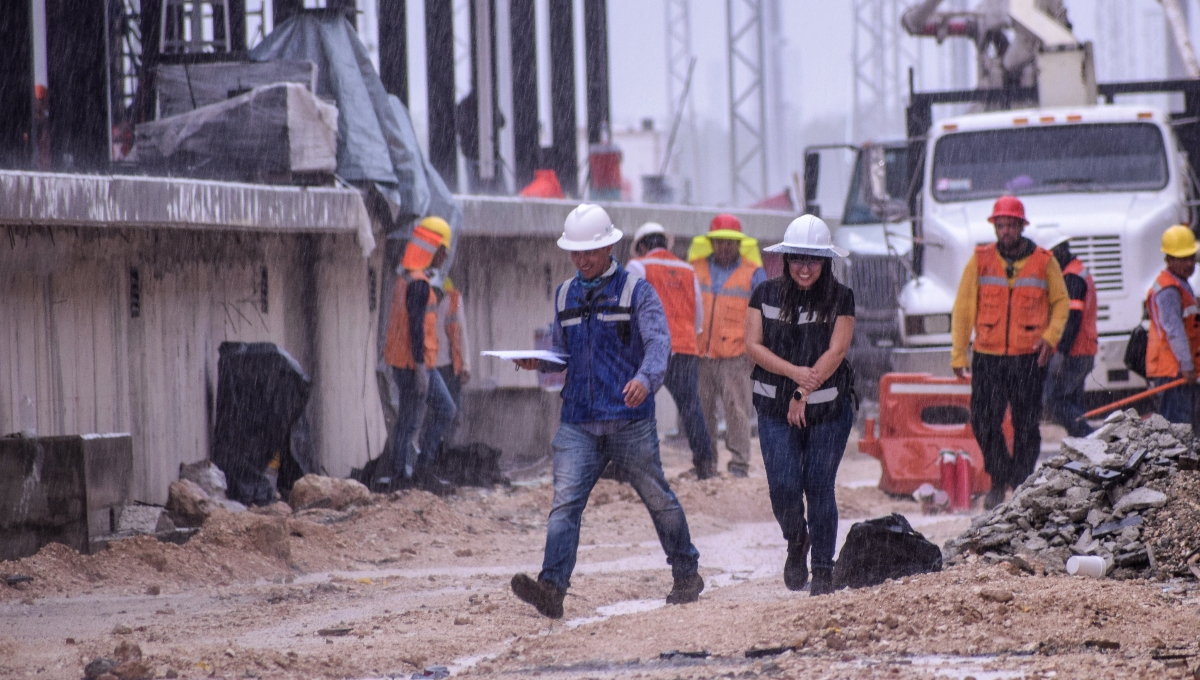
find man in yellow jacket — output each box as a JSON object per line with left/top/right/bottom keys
{"left": 951, "top": 196, "right": 1069, "bottom": 509}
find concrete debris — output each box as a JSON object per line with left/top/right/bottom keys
{"left": 946, "top": 408, "right": 1197, "bottom": 579}
{"left": 166, "top": 479, "right": 247, "bottom": 528}
{"left": 178, "top": 461, "right": 229, "bottom": 499}
{"left": 288, "top": 475, "right": 371, "bottom": 512}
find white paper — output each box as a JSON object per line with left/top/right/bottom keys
{"left": 480, "top": 350, "right": 568, "bottom": 364}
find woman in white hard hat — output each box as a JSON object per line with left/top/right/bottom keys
{"left": 745, "top": 214, "right": 855, "bottom": 596}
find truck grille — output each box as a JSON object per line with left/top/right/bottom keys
{"left": 1070, "top": 235, "right": 1123, "bottom": 293}
{"left": 845, "top": 255, "right": 908, "bottom": 311}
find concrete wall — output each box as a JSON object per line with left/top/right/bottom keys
{"left": 0, "top": 225, "right": 387, "bottom": 504}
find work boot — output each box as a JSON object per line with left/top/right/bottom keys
{"left": 728, "top": 463, "right": 749, "bottom": 478}
{"left": 809, "top": 568, "right": 835, "bottom": 597}
{"left": 983, "top": 485, "right": 1007, "bottom": 510}
{"left": 511, "top": 574, "right": 565, "bottom": 619}
{"left": 783, "top": 537, "right": 810, "bottom": 591}
{"left": 412, "top": 463, "right": 456, "bottom": 497}
{"left": 695, "top": 458, "right": 718, "bottom": 480}
{"left": 665, "top": 573, "right": 705, "bottom": 604}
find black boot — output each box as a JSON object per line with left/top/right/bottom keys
{"left": 809, "top": 567, "right": 835, "bottom": 596}
{"left": 666, "top": 573, "right": 705, "bottom": 604}
{"left": 511, "top": 574, "right": 565, "bottom": 618}
{"left": 983, "top": 485, "right": 1006, "bottom": 510}
{"left": 694, "top": 458, "right": 717, "bottom": 480}
{"left": 783, "top": 537, "right": 810, "bottom": 591}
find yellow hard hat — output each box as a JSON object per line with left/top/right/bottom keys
{"left": 420, "top": 216, "right": 452, "bottom": 248}
{"left": 1162, "top": 225, "right": 1198, "bottom": 258}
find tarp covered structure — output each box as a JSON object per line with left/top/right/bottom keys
{"left": 248, "top": 13, "right": 462, "bottom": 236}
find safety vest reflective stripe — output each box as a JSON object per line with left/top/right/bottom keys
{"left": 1062, "top": 257, "right": 1098, "bottom": 356}
{"left": 1069, "top": 300, "right": 1086, "bottom": 311}
{"left": 752, "top": 381, "right": 837, "bottom": 404}
{"left": 971, "top": 243, "right": 1052, "bottom": 356}
{"left": 1146, "top": 269, "right": 1200, "bottom": 378}
{"left": 556, "top": 274, "right": 638, "bottom": 324}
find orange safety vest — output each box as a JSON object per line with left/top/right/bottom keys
{"left": 1062, "top": 258, "right": 1098, "bottom": 357}
{"left": 694, "top": 256, "right": 758, "bottom": 359}
{"left": 445, "top": 288, "right": 466, "bottom": 374}
{"left": 633, "top": 249, "right": 699, "bottom": 355}
{"left": 1146, "top": 270, "right": 1200, "bottom": 378}
{"left": 972, "top": 243, "right": 1053, "bottom": 356}
{"left": 383, "top": 271, "right": 438, "bottom": 370}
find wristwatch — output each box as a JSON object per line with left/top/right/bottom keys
{"left": 792, "top": 388, "right": 806, "bottom": 401}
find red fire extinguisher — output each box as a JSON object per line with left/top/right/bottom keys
{"left": 953, "top": 450, "right": 973, "bottom": 512}
{"left": 939, "top": 449, "right": 956, "bottom": 499}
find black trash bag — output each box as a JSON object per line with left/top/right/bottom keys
{"left": 832, "top": 513, "right": 943, "bottom": 590}
{"left": 431, "top": 443, "right": 508, "bottom": 487}
{"left": 211, "top": 342, "right": 316, "bottom": 506}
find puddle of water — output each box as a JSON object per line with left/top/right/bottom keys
{"left": 908, "top": 655, "right": 1028, "bottom": 679}
{"left": 564, "top": 598, "right": 664, "bottom": 629}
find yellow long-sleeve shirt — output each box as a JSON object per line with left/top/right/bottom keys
{"left": 950, "top": 249, "right": 1070, "bottom": 369}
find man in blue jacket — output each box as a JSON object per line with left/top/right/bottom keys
{"left": 510, "top": 204, "right": 704, "bottom": 618}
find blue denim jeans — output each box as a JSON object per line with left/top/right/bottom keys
{"left": 661, "top": 354, "right": 714, "bottom": 469}
{"left": 756, "top": 401, "right": 854, "bottom": 570}
{"left": 419, "top": 367, "right": 457, "bottom": 463}
{"left": 1156, "top": 377, "right": 1198, "bottom": 428}
{"left": 389, "top": 367, "right": 456, "bottom": 478}
{"left": 539, "top": 419, "right": 700, "bottom": 592}
{"left": 1043, "top": 354, "right": 1094, "bottom": 437}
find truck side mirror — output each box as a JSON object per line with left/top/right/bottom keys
{"left": 861, "top": 144, "right": 909, "bottom": 222}
{"left": 803, "top": 152, "right": 820, "bottom": 216}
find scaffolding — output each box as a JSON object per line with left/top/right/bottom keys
{"left": 726, "top": 0, "right": 766, "bottom": 206}
{"left": 852, "top": 0, "right": 917, "bottom": 142}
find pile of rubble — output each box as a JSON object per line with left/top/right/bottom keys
{"left": 945, "top": 409, "right": 1200, "bottom": 578}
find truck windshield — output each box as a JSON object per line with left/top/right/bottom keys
{"left": 932, "top": 123, "right": 1168, "bottom": 201}
{"left": 843, "top": 146, "right": 910, "bottom": 225}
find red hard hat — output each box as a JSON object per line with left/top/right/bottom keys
{"left": 988, "top": 195, "right": 1027, "bottom": 224}
{"left": 709, "top": 213, "right": 743, "bottom": 233}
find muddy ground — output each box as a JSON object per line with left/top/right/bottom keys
{"left": 3, "top": 426, "right": 1200, "bottom": 680}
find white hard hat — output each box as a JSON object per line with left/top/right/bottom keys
{"left": 1034, "top": 227, "right": 1070, "bottom": 251}
{"left": 632, "top": 222, "right": 666, "bottom": 250}
{"left": 763, "top": 214, "right": 849, "bottom": 258}
{"left": 558, "top": 204, "right": 624, "bottom": 251}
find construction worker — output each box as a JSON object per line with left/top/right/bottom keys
{"left": 627, "top": 222, "right": 716, "bottom": 479}
{"left": 379, "top": 221, "right": 456, "bottom": 495}
{"left": 1036, "top": 228, "right": 1097, "bottom": 437}
{"left": 746, "top": 215, "right": 855, "bottom": 596}
{"left": 421, "top": 217, "right": 471, "bottom": 451}
{"left": 690, "top": 214, "right": 767, "bottom": 477}
{"left": 1146, "top": 225, "right": 1200, "bottom": 428}
{"left": 509, "top": 204, "right": 703, "bottom": 618}
{"left": 951, "top": 196, "right": 1068, "bottom": 509}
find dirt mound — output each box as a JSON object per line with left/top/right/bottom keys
{"left": 1141, "top": 470, "right": 1200, "bottom": 577}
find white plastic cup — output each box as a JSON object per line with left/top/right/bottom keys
{"left": 1066, "top": 555, "right": 1107, "bottom": 578}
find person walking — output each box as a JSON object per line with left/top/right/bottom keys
{"left": 509, "top": 204, "right": 704, "bottom": 619}
{"left": 627, "top": 222, "right": 716, "bottom": 479}
{"left": 745, "top": 215, "right": 855, "bottom": 596}
{"left": 1035, "top": 228, "right": 1097, "bottom": 437}
{"left": 1146, "top": 225, "right": 1200, "bottom": 428}
{"left": 690, "top": 214, "right": 767, "bottom": 477}
{"left": 378, "top": 220, "right": 456, "bottom": 494}
{"left": 951, "top": 196, "right": 1069, "bottom": 509}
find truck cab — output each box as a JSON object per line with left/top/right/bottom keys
{"left": 897, "top": 104, "right": 1191, "bottom": 392}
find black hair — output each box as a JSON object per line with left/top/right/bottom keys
{"left": 776, "top": 253, "right": 842, "bottom": 325}
{"left": 638, "top": 233, "right": 669, "bottom": 252}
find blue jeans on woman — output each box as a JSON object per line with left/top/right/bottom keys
{"left": 538, "top": 418, "right": 700, "bottom": 592}
{"left": 756, "top": 401, "right": 854, "bottom": 571}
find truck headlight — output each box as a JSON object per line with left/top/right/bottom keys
{"left": 904, "top": 313, "right": 951, "bottom": 336}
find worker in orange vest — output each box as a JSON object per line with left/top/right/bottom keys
{"left": 628, "top": 222, "right": 716, "bottom": 479}
{"left": 379, "top": 220, "right": 456, "bottom": 495}
{"left": 689, "top": 214, "right": 767, "bottom": 477}
{"left": 1146, "top": 225, "right": 1200, "bottom": 428}
{"left": 951, "top": 196, "right": 1068, "bottom": 509}
{"left": 421, "top": 217, "right": 471, "bottom": 453}
{"left": 1035, "top": 228, "right": 1097, "bottom": 437}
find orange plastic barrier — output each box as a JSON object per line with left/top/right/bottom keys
{"left": 859, "top": 373, "right": 1007, "bottom": 496}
